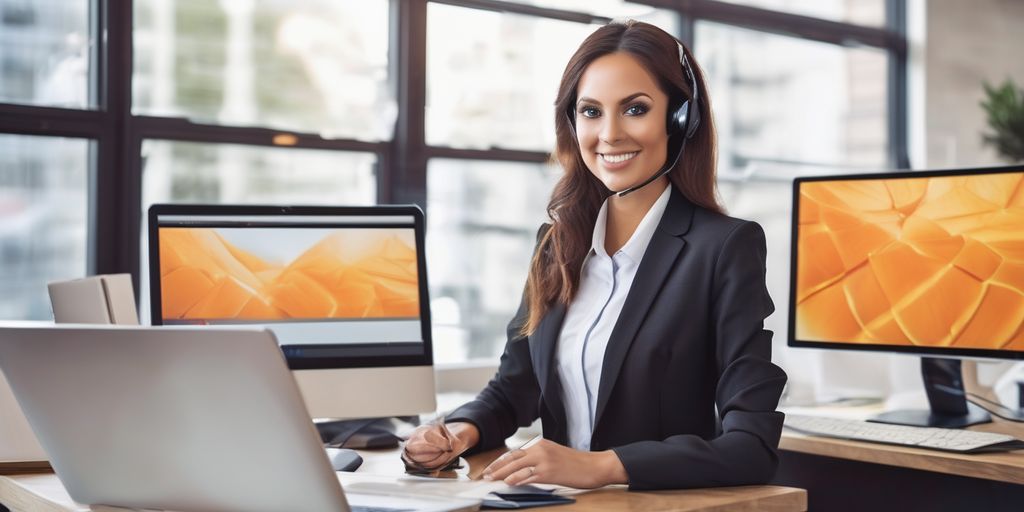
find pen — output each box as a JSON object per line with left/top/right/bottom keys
{"left": 430, "top": 415, "right": 454, "bottom": 452}
{"left": 515, "top": 434, "right": 542, "bottom": 452}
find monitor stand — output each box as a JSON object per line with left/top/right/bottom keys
{"left": 868, "top": 357, "right": 991, "bottom": 428}
{"left": 315, "top": 416, "right": 408, "bottom": 449}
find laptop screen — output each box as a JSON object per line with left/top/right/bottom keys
{"left": 149, "top": 206, "right": 432, "bottom": 367}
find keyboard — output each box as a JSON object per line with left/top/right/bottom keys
{"left": 784, "top": 414, "right": 1024, "bottom": 453}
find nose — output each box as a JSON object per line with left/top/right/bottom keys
{"left": 599, "top": 114, "right": 625, "bottom": 145}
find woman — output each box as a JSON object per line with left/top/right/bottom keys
{"left": 404, "top": 20, "right": 787, "bottom": 491}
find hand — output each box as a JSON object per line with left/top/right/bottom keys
{"left": 402, "top": 421, "right": 478, "bottom": 471}
{"left": 481, "top": 438, "right": 628, "bottom": 489}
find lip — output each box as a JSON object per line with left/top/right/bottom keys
{"left": 598, "top": 151, "right": 639, "bottom": 170}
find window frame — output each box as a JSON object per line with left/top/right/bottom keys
{"left": 0, "top": 0, "right": 907, "bottom": 375}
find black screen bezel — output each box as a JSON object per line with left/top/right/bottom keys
{"left": 788, "top": 164, "right": 1024, "bottom": 361}
{"left": 148, "top": 203, "right": 435, "bottom": 370}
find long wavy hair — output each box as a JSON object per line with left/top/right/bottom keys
{"left": 522, "top": 20, "right": 723, "bottom": 335}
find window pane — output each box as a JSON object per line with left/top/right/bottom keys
{"left": 0, "top": 135, "right": 89, "bottom": 320}
{"left": 141, "top": 140, "right": 376, "bottom": 207}
{"left": 0, "top": 0, "right": 93, "bottom": 108}
{"left": 501, "top": 1, "right": 679, "bottom": 30}
{"left": 718, "top": 0, "right": 886, "bottom": 26}
{"left": 427, "top": 159, "right": 559, "bottom": 363}
{"left": 427, "top": 4, "right": 597, "bottom": 152}
{"left": 695, "top": 22, "right": 889, "bottom": 178}
{"left": 133, "top": 1, "right": 393, "bottom": 140}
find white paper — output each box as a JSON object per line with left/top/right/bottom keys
{"left": 338, "top": 472, "right": 568, "bottom": 500}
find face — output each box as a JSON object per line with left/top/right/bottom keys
{"left": 573, "top": 52, "right": 671, "bottom": 194}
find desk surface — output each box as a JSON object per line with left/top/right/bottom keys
{"left": 0, "top": 446, "right": 807, "bottom": 512}
{"left": 780, "top": 413, "right": 1024, "bottom": 485}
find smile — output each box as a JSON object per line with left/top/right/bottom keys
{"left": 599, "top": 152, "right": 639, "bottom": 164}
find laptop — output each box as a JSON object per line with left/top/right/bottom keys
{"left": 0, "top": 323, "right": 479, "bottom": 512}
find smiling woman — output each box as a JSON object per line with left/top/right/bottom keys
{"left": 572, "top": 53, "right": 671, "bottom": 196}
{"left": 403, "top": 20, "right": 788, "bottom": 492}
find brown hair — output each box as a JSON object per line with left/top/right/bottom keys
{"left": 522, "top": 20, "right": 723, "bottom": 335}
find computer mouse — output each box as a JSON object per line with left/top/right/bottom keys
{"left": 325, "top": 447, "right": 363, "bottom": 472}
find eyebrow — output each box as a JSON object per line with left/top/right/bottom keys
{"left": 576, "top": 92, "right": 653, "bottom": 108}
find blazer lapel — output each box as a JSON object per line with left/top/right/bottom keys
{"left": 592, "top": 187, "right": 695, "bottom": 430}
{"left": 529, "top": 302, "right": 567, "bottom": 426}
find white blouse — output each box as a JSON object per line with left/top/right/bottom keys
{"left": 555, "top": 184, "right": 672, "bottom": 451}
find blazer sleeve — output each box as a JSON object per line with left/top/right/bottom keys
{"left": 611, "top": 221, "right": 788, "bottom": 490}
{"left": 444, "top": 225, "right": 548, "bottom": 453}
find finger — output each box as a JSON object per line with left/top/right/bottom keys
{"left": 405, "top": 450, "right": 451, "bottom": 469}
{"left": 484, "top": 452, "right": 530, "bottom": 481}
{"left": 436, "top": 423, "right": 455, "bottom": 451}
{"left": 481, "top": 449, "right": 525, "bottom": 477}
{"left": 405, "top": 433, "right": 450, "bottom": 453}
{"left": 403, "top": 443, "right": 444, "bottom": 457}
{"left": 503, "top": 465, "right": 537, "bottom": 486}
{"left": 406, "top": 448, "right": 448, "bottom": 465}
{"left": 405, "top": 437, "right": 444, "bottom": 451}
{"left": 402, "top": 447, "right": 444, "bottom": 464}
{"left": 516, "top": 474, "right": 541, "bottom": 486}
{"left": 422, "top": 429, "right": 453, "bottom": 450}
{"left": 406, "top": 453, "right": 445, "bottom": 466}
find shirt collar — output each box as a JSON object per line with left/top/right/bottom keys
{"left": 590, "top": 184, "right": 672, "bottom": 262}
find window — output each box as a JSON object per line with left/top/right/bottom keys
{"left": 427, "top": 158, "right": 558, "bottom": 361}
{"left": 426, "top": 3, "right": 595, "bottom": 151}
{"left": 696, "top": 21, "right": 890, "bottom": 178}
{"left": 0, "top": 0, "right": 906, "bottom": 368}
{"left": 718, "top": 0, "right": 886, "bottom": 27}
{"left": 499, "top": 1, "right": 679, "bottom": 31}
{"left": 0, "top": 0, "right": 94, "bottom": 108}
{"left": 141, "top": 140, "right": 377, "bottom": 207}
{"left": 0, "top": 134, "right": 89, "bottom": 320}
{"left": 694, "top": 16, "right": 897, "bottom": 380}
{"left": 133, "top": 0, "right": 393, "bottom": 139}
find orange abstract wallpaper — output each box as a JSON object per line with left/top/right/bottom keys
{"left": 159, "top": 228, "right": 419, "bottom": 321}
{"left": 796, "top": 173, "right": 1024, "bottom": 350}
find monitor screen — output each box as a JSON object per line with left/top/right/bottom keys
{"left": 148, "top": 206, "right": 433, "bottom": 370}
{"left": 789, "top": 166, "right": 1024, "bottom": 360}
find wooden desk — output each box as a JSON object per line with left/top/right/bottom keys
{"left": 0, "top": 446, "right": 807, "bottom": 512}
{"left": 773, "top": 417, "right": 1024, "bottom": 512}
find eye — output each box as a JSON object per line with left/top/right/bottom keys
{"left": 624, "top": 103, "right": 650, "bottom": 116}
{"left": 579, "top": 106, "right": 601, "bottom": 119}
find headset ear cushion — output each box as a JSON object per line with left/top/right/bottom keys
{"left": 685, "top": 99, "right": 701, "bottom": 139}
{"left": 668, "top": 100, "right": 690, "bottom": 135}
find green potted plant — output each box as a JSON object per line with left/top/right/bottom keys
{"left": 980, "top": 78, "right": 1024, "bottom": 163}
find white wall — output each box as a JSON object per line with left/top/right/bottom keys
{"left": 922, "top": 0, "right": 1024, "bottom": 168}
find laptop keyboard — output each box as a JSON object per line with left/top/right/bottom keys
{"left": 351, "top": 507, "right": 414, "bottom": 512}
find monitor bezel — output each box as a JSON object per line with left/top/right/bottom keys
{"left": 148, "top": 203, "right": 435, "bottom": 371}
{"left": 788, "top": 164, "right": 1024, "bottom": 361}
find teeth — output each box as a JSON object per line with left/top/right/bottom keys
{"left": 601, "top": 152, "right": 638, "bottom": 164}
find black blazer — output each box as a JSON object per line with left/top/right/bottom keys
{"left": 447, "top": 186, "right": 788, "bottom": 490}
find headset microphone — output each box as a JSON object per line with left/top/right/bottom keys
{"left": 615, "top": 133, "right": 687, "bottom": 197}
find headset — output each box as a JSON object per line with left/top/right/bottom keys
{"left": 567, "top": 40, "right": 701, "bottom": 197}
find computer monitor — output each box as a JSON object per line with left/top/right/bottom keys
{"left": 789, "top": 165, "right": 1024, "bottom": 428}
{"left": 147, "top": 204, "right": 436, "bottom": 420}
